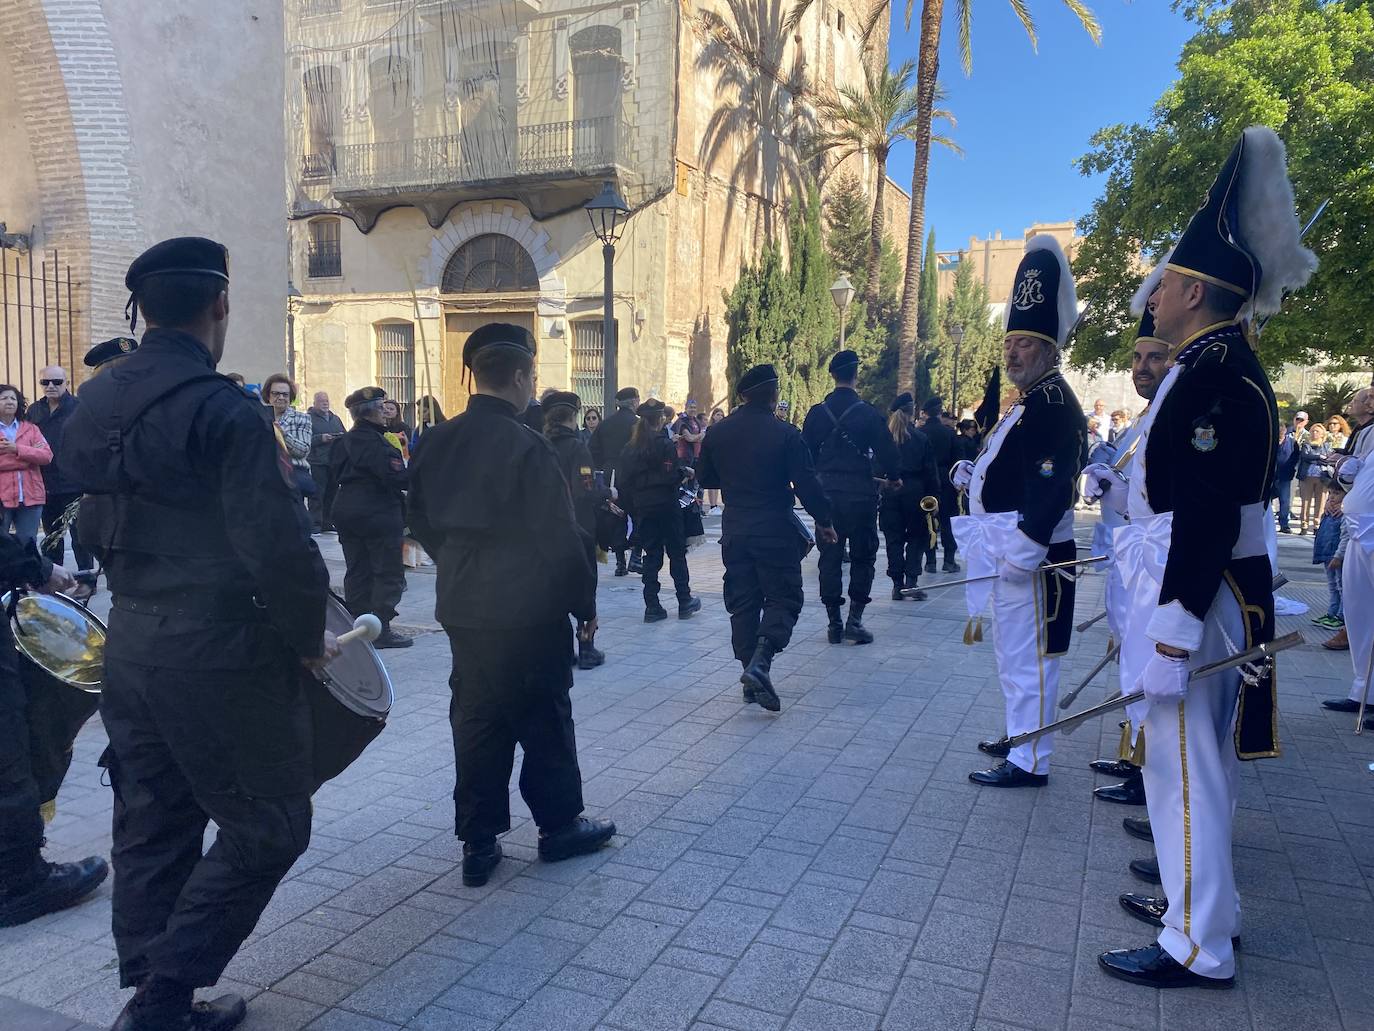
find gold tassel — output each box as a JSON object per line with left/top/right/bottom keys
{"left": 1106, "top": 635, "right": 1115, "bottom": 653}
{"left": 1115, "top": 720, "right": 1133, "bottom": 763}
{"left": 1130, "top": 725, "right": 1147, "bottom": 768}
{"left": 963, "top": 618, "right": 974, "bottom": 645}
{"left": 596, "top": 547, "right": 608, "bottom": 565}
{"left": 40, "top": 799, "right": 56, "bottom": 823}
{"left": 973, "top": 616, "right": 984, "bottom": 642}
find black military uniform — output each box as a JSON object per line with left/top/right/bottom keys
{"left": 801, "top": 350, "right": 901, "bottom": 645}
{"left": 61, "top": 238, "right": 329, "bottom": 1030}
{"left": 324, "top": 386, "right": 411, "bottom": 649}
{"left": 921, "top": 397, "right": 960, "bottom": 571}
{"left": 879, "top": 393, "right": 939, "bottom": 600}
{"left": 697, "top": 364, "right": 833, "bottom": 711}
{"left": 408, "top": 323, "right": 613, "bottom": 889}
{"left": 544, "top": 390, "right": 612, "bottom": 669}
{"left": 618, "top": 399, "right": 699, "bottom": 621}
{"left": 589, "top": 388, "right": 640, "bottom": 573}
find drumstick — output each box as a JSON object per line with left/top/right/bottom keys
{"left": 337, "top": 614, "right": 383, "bottom": 646}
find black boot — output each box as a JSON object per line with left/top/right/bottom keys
{"left": 538, "top": 816, "right": 616, "bottom": 861}
{"left": 614, "top": 555, "right": 628, "bottom": 577}
{"left": 943, "top": 554, "right": 960, "bottom": 573}
{"left": 844, "top": 605, "right": 874, "bottom": 645}
{"left": 462, "top": 839, "right": 502, "bottom": 887}
{"left": 627, "top": 549, "right": 644, "bottom": 574}
{"left": 740, "top": 637, "right": 780, "bottom": 712}
{"left": 825, "top": 605, "right": 844, "bottom": 644}
{"left": 678, "top": 595, "right": 702, "bottom": 619}
{"left": 374, "top": 625, "right": 413, "bottom": 649}
{"left": 891, "top": 577, "right": 905, "bottom": 601}
{"left": 904, "top": 574, "right": 927, "bottom": 601}
{"left": 111, "top": 987, "right": 247, "bottom": 1031}
{"left": 0, "top": 856, "right": 107, "bottom": 928}
{"left": 578, "top": 636, "right": 605, "bottom": 670}
{"left": 924, "top": 552, "right": 937, "bottom": 574}
{"left": 644, "top": 593, "right": 668, "bottom": 622}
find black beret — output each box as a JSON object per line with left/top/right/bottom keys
{"left": 615, "top": 386, "right": 640, "bottom": 402}
{"left": 345, "top": 386, "right": 387, "bottom": 408}
{"left": 84, "top": 336, "right": 139, "bottom": 369}
{"left": 544, "top": 390, "right": 581, "bottom": 413}
{"left": 827, "top": 350, "right": 860, "bottom": 376}
{"left": 125, "top": 237, "right": 229, "bottom": 289}
{"left": 462, "top": 322, "right": 536, "bottom": 369}
{"left": 889, "top": 392, "right": 914, "bottom": 412}
{"left": 921, "top": 396, "right": 943, "bottom": 416}
{"left": 636, "top": 398, "right": 666, "bottom": 417}
{"left": 737, "top": 363, "right": 779, "bottom": 396}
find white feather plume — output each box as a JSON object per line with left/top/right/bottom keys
{"left": 1017, "top": 233, "right": 1078, "bottom": 346}
{"left": 1130, "top": 249, "right": 1172, "bottom": 316}
{"left": 1236, "top": 125, "right": 1318, "bottom": 318}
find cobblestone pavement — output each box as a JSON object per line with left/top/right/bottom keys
{"left": 3, "top": 516, "right": 1373, "bottom": 1031}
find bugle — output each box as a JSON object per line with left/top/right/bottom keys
{"left": 920, "top": 495, "right": 939, "bottom": 550}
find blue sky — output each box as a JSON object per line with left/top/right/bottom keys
{"left": 883, "top": 1, "right": 1195, "bottom": 253}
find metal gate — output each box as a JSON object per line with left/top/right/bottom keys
{"left": 571, "top": 318, "right": 612, "bottom": 412}
{"left": 375, "top": 321, "right": 415, "bottom": 425}
{"left": 1, "top": 241, "right": 81, "bottom": 398}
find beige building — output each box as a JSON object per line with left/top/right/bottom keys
{"left": 935, "top": 220, "right": 1079, "bottom": 305}
{"left": 286, "top": 0, "right": 889, "bottom": 420}
{"left": 0, "top": 0, "right": 287, "bottom": 390}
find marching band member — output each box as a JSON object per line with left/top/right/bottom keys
{"left": 1099, "top": 126, "right": 1316, "bottom": 989}
{"left": 952, "top": 236, "right": 1088, "bottom": 788}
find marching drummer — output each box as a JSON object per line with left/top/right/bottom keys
{"left": 62, "top": 237, "right": 337, "bottom": 1031}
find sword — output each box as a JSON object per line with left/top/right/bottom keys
{"left": 901, "top": 554, "right": 1109, "bottom": 596}
{"left": 985, "top": 631, "right": 1302, "bottom": 751}
{"left": 1355, "top": 640, "right": 1374, "bottom": 736}
{"left": 1076, "top": 610, "right": 1107, "bottom": 633}
{"left": 1058, "top": 643, "right": 1120, "bottom": 710}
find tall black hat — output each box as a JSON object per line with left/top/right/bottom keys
{"left": 1003, "top": 235, "right": 1077, "bottom": 349}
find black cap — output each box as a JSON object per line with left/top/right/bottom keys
{"left": 636, "top": 398, "right": 666, "bottom": 417}
{"left": 922, "top": 396, "right": 942, "bottom": 416}
{"left": 827, "top": 350, "right": 860, "bottom": 377}
{"left": 890, "top": 392, "right": 914, "bottom": 412}
{"left": 544, "top": 390, "right": 581, "bottom": 413}
{"left": 737, "top": 364, "right": 779, "bottom": 396}
{"left": 615, "top": 386, "right": 639, "bottom": 402}
{"left": 84, "top": 336, "right": 138, "bottom": 369}
{"left": 1165, "top": 134, "right": 1254, "bottom": 302}
{"left": 462, "top": 322, "right": 536, "bottom": 369}
{"left": 345, "top": 386, "right": 387, "bottom": 408}
{"left": 125, "top": 237, "right": 229, "bottom": 290}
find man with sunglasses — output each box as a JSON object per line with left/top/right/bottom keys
{"left": 27, "top": 366, "right": 94, "bottom": 591}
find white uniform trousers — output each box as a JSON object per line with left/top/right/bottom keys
{"left": 1344, "top": 539, "right": 1374, "bottom": 704}
{"left": 1141, "top": 584, "right": 1246, "bottom": 980}
{"left": 991, "top": 571, "right": 1061, "bottom": 776}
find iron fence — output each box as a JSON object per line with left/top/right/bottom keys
{"left": 0, "top": 242, "right": 82, "bottom": 398}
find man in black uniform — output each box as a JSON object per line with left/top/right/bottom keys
{"left": 880, "top": 393, "right": 939, "bottom": 601}
{"left": 324, "top": 386, "right": 412, "bottom": 649}
{"left": 544, "top": 390, "right": 611, "bottom": 669}
{"left": 920, "top": 396, "right": 960, "bottom": 573}
{"left": 801, "top": 350, "right": 901, "bottom": 645}
{"left": 408, "top": 323, "right": 614, "bottom": 889}
{"left": 590, "top": 386, "right": 640, "bottom": 575}
{"left": 697, "top": 364, "right": 836, "bottom": 711}
{"left": 62, "top": 238, "right": 334, "bottom": 1031}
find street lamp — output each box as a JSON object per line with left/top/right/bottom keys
{"left": 286, "top": 280, "right": 304, "bottom": 383}
{"left": 830, "top": 275, "right": 855, "bottom": 349}
{"left": 586, "top": 180, "right": 631, "bottom": 415}
{"left": 948, "top": 322, "right": 965, "bottom": 416}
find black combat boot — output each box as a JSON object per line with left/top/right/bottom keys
{"left": 740, "top": 637, "right": 780, "bottom": 711}
{"left": 627, "top": 548, "right": 644, "bottom": 574}
{"left": 374, "top": 625, "right": 413, "bottom": 649}
{"left": 678, "top": 595, "right": 702, "bottom": 619}
{"left": 943, "top": 553, "right": 961, "bottom": 573}
{"left": 844, "top": 605, "right": 874, "bottom": 644}
{"left": 925, "top": 551, "right": 937, "bottom": 574}
{"left": 890, "top": 577, "right": 904, "bottom": 601}
{"left": 614, "top": 554, "right": 628, "bottom": 577}
{"left": 0, "top": 855, "right": 107, "bottom": 928}
{"left": 904, "top": 574, "right": 927, "bottom": 601}
{"left": 462, "top": 839, "right": 502, "bottom": 886}
{"left": 825, "top": 605, "right": 844, "bottom": 644}
{"left": 578, "top": 635, "right": 605, "bottom": 670}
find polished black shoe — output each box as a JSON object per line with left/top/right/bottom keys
{"left": 373, "top": 628, "right": 413, "bottom": 649}
{"left": 1098, "top": 943, "right": 1234, "bottom": 990}
{"left": 942, "top": 557, "right": 960, "bottom": 573}
{"left": 1094, "top": 773, "right": 1147, "bottom": 806}
{"left": 110, "top": 993, "right": 248, "bottom": 1031}
{"left": 577, "top": 640, "right": 606, "bottom": 670}
{"left": 0, "top": 856, "right": 107, "bottom": 928}
{"left": 925, "top": 555, "right": 938, "bottom": 574}
{"left": 825, "top": 606, "right": 844, "bottom": 644}
{"left": 1090, "top": 758, "right": 1138, "bottom": 778}
{"left": 741, "top": 638, "right": 781, "bottom": 712}
{"left": 1130, "top": 856, "right": 1161, "bottom": 883}
{"left": 969, "top": 761, "right": 1047, "bottom": 788}
{"left": 462, "top": 840, "right": 502, "bottom": 887}
{"left": 844, "top": 613, "right": 874, "bottom": 645}
{"left": 678, "top": 596, "right": 702, "bottom": 619}
{"left": 1322, "top": 698, "right": 1361, "bottom": 712}
{"left": 644, "top": 605, "right": 669, "bottom": 623}
{"left": 1120, "top": 892, "right": 1168, "bottom": 927}
{"left": 977, "top": 738, "right": 1011, "bottom": 758}
{"left": 1122, "top": 815, "right": 1153, "bottom": 843}
{"left": 538, "top": 817, "right": 616, "bottom": 862}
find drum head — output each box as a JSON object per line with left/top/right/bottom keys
{"left": 3, "top": 591, "right": 105, "bottom": 693}
{"left": 318, "top": 596, "right": 393, "bottom": 719}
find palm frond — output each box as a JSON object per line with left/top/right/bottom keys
{"left": 1006, "top": 0, "right": 1038, "bottom": 51}
{"left": 958, "top": 0, "right": 974, "bottom": 73}
{"left": 1060, "top": 0, "right": 1102, "bottom": 45}
{"left": 860, "top": 0, "right": 890, "bottom": 47}
{"left": 930, "top": 132, "right": 964, "bottom": 156}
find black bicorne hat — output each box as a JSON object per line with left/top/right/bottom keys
{"left": 1165, "top": 135, "right": 1254, "bottom": 302}
{"left": 1004, "top": 235, "right": 1077, "bottom": 348}
{"left": 737, "top": 364, "right": 779, "bottom": 396}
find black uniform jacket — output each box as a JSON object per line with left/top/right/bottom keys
{"left": 975, "top": 371, "right": 1088, "bottom": 548}
{"left": 546, "top": 423, "right": 611, "bottom": 538}
{"left": 923, "top": 418, "right": 958, "bottom": 490}
{"left": 619, "top": 436, "right": 686, "bottom": 517}
{"left": 63, "top": 328, "right": 328, "bottom": 666}
{"left": 1142, "top": 321, "right": 1277, "bottom": 757}
{"left": 408, "top": 393, "right": 595, "bottom": 629}
{"left": 887, "top": 426, "right": 939, "bottom": 501}
{"left": 801, "top": 388, "right": 902, "bottom": 500}
{"left": 325, "top": 421, "right": 408, "bottom": 537}
{"left": 697, "top": 401, "right": 832, "bottom": 538}
{"left": 589, "top": 406, "right": 638, "bottom": 481}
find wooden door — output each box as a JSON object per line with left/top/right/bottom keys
{"left": 443, "top": 311, "right": 535, "bottom": 416}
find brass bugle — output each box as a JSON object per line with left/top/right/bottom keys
{"left": 920, "top": 495, "right": 939, "bottom": 513}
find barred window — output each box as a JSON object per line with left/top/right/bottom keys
{"left": 572, "top": 319, "right": 617, "bottom": 410}
{"left": 375, "top": 322, "right": 415, "bottom": 424}
{"left": 307, "top": 217, "right": 341, "bottom": 278}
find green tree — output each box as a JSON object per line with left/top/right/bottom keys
{"left": 1073, "top": 0, "right": 1374, "bottom": 371}
{"left": 724, "top": 244, "right": 796, "bottom": 396}
{"left": 824, "top": 173, "right": 873, "bottom": 285}
{"left": 924, "top": 256, "right": 999, "bottom": 413}
{"left": 916, "top": 229, "right": 939, "bottom": 345}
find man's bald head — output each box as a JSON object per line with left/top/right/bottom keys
{"left": 39, "top": 365, "right": 69, "bottom": 404}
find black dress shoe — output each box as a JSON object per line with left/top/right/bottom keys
{"left": 969, "top": 760, "right": 1047, "bottom": 788}
{"left": 978, "top": 738, "right": 1011, "bottom": 758}
{"left": 462, "top": 840, "right": 502, "bottom": 887}
{"left": 538, "top": 816, "right": 616, "bottom": 862}
{"left": 1094, "top": 774, "right": 1147, "bottom": 806}
{"left": 1098, "top": 944, "right": 1234, "bottom": 990}
{"left": 1122, "top": 815, "right": 1153, "bottom": 843}
{"left": 111, "top": 993, "right": 248, "bottom": 1031}
{"left": 1089, "top": 758, "right": 1138, "bottom": 778}
{"left": 1120, "top": 892, "right": 1167, "bottom": 927}
{"left": 1130, "top": 856, "right": 1161, "bottom": 883}
{"left": 1322, "top": 698, "right": 1360, "bottom": 712}
{"left": 678, "top": 596, "right": 702, "bottom": 619}
{"left": 0, "top": 856, "right": 107, "bottom": 928}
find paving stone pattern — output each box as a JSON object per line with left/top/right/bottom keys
{"left": 3, "top": 517, "right": 1373, "bottom": 1030}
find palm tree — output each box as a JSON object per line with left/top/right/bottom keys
{"left": 812, "top": 59, "right": 959, "bottom": 310}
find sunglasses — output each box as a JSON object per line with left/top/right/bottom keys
{"left": 40, "top": 379, "right": 64, "bottom": 386}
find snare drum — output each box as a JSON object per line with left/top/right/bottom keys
{"left": 307, "top": 594, "right": 394, "bottom": 786}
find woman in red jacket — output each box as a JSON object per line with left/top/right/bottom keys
{"left": 0, "top": 386, "right": 51, "bottom": 545}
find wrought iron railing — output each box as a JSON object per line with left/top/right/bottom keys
{"left": 302, "top": 149, "right": 336, "bottom": 180}
{"left": 307, "top": 239, "right": 341, "bottom": 278}
{"left": 299, "top": 0, "right": 342, "bottom": 16}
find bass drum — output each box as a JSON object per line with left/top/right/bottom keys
{"left": 307, "top": 594, "right": 394, "bottom": 787}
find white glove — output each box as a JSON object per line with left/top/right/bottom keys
{"left": 1135, "top": 650, "right": 1190, "bottom": 705}
{"left": 1336, "top": 456, "right": 1362, "bottom": 488}
{"left": 1088, "top": 440, "right": 1118, "bottom": 466}
{"left": 1082, "top": 462, "right": 1128, "bottom": 516}
{"left": 951, "top": 460, "right": 974, "bottom": 491}
{"left": 999, "top": 558, "right": 1035, "bottom": 586}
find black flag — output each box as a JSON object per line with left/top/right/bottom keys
{"left": 973, "top": 368, "right": 1001, "bottom": 434}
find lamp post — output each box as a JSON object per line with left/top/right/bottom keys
{"left": 948, "top": 322, "right": 965, "bottom": 416}
{"left": 286, "top": 280, "right": 303, "bottom": 383}
{"left": 830, "top": 275, "right": 855, "bottom": 350}
{"left": 585, "top": 180, "right": 631, "bottom": 415}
